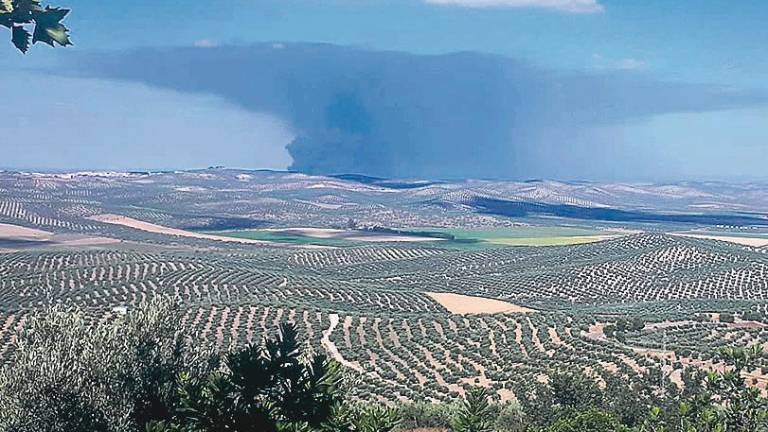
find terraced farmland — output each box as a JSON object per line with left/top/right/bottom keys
{"left": 2, "top": 169, "right": 768, "bottom": 401}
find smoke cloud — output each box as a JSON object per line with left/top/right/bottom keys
{"left": 65, "top": 43, "right": 768, "bottom": 179}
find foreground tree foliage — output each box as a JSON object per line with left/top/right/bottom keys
{"left": 452, "top": 387, "right": 494, "bottom": 432}
{"left": 0, "top": 300, "right": 399, "bottom": 432}
{"left": 149, "top": 323, "right": 346, "bottom": 432}
{"left": 0, "top": 301, "right": 767, "bottom": 431}
{"left": 0, "top": 0, "right": 71, "bottom": 53}
{"left": 0, "top": 300, "right": 210, "bottom": 431}
{"left": 548, "top": 409, "right": 629, "bottom": 432}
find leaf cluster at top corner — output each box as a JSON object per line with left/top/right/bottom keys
{"left": 1, "top": 0, "right": 71, "bottom": 53}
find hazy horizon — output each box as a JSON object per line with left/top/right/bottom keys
{"left": 4, "top": 164, "right": 768, "bottom": 185}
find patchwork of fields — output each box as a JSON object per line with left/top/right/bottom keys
{"left": 2, "top": 169, "right": 768, "bottom": 401}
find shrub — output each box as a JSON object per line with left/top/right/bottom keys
{"left": 547, "top": 409, "right": 628, "bottom": 432}
{"left": 0, "top": 298, "right": 212, "bottom": 432}
{"left": 397, "top": 401, "right": 455, "bottom": 430}
{"left": 720, "top": 313, "right": 735, "bottom": 324}
{"left": 152, "top": 323, "right": 346, "bottom": 432}
{"left": 493, "top": 403, "right": 525, "bottom": 432}
{"left": 452, "top": 387, "right": 494, "bottom": 432}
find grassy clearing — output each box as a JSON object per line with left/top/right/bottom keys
{"left": 406, "top": 226, "right": 617, "bottom": 248}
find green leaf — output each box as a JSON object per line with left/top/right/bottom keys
{"left": 11, "top": 0, "right": 42, "bottom": 15}
{"left": 12, "top": 24, "right": 30, "bottom": 52}
{"left": 31, "top": 6, "right": 70, "bottom": 47}
{"left": 0, "top": 14, "right": 11, "bottom": 29}
{"left": 9, "top": 0, "right": 39, "bottom": 23}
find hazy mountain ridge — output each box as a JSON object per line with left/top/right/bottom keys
{"left": 2, "top": 169, "right": 767, "bottom": 233}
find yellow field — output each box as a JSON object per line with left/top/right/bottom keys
{"left": 486, "top": 235, "right": 616, "bottom": 246}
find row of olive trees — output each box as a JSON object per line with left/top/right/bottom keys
{"left": 0, "top": 300, "right": 767, "bottom": 432}
{"left": 396, "top": 348, "right": 768, "bottom": 432}
{"left": 0, "top": 299, "right": 403, "bottom": 432}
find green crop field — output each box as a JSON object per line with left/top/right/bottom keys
{"left": 403, "top": 226, "right": 617, "bottom": 247}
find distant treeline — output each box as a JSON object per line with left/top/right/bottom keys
{"left": 363, "top": 226, "right": 485, "bottom": 244}
{"left": 363, "top": 226, "right": 458, "bottom": 240}
{"left": 178, "top": 216, "right": 269, "bottom": 231}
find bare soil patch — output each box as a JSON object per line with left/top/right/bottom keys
{"left": 0, "top": 223, "right": 51, "bottom": 240}
{"left": 51, "top": 234, "right": 122, "bottom": 248}
{"left": 671, "top": 232, "right": 768, "bottom": 248}
{"left": 583, "top": 323, "right": 607, "bottom": 342}
{"left": 0, "top": 223, "right": 119, "bottom": 252}
{"left": 89, "top": 214, "right": 271, "bottom": 245}
{"left": 426, "top": 292, "right": 535, "bottom": 315}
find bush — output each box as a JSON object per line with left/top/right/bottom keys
{"left": 493, "top": 403, "right": 525, "bottom": 432}
{"left": 397, "top": 401, "right": 455, "bottom": 430}
{"left": 719, "top": 313, "right": 735, "bottom": 323}
{"left": 2, "top": 302, "right": 768, "bottom": 432}
{"left": 547, "top": 409, "right": 628, "bottom": 432}
{"left": 0, "top": 301, "right": 404, "bottom": 432}
{"left": 452, "top": 387, "right": 494, "bottom": 432}
{"left": 0, "top": 298, "right": 210, "bottom": 432}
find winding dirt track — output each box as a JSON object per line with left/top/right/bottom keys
{"left": 321, "top": 314, "right": 364, "bottom": 372}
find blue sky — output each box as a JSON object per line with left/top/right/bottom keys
{"left": 1, "top": 0, "right": 767, "bottom": 180}
{"left": 38, "top": 0, "right": 768, "bottom": 87}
